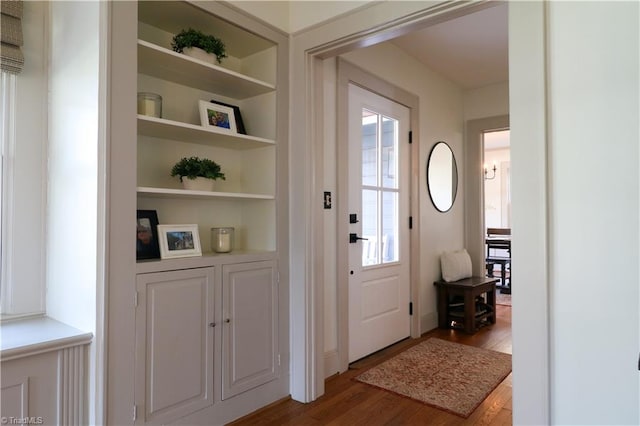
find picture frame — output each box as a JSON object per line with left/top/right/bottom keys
{"left": 199, "top": 100, "right": 237, "bottom": 133}
{"left": 136, "top": 210, "right": 161, "bottom": 260}
{"left": 157, "top": 224, "right": 202, "bottom": 259}
{"left": 210, "top": 99, "right": 246, "bottom": 134}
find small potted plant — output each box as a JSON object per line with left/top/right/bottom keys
{"left": 171, "top": 28, "right": 227, "bottom": 64}
{"left": 171, "top": 156, "right": 226, "bottom": 191}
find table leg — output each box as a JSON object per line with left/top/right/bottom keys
{"left": 487, "top": 285, "right": 496, "bottom": 324}
{"left": 464, "top": 291, "right": 475, "bottom": 333}
{"left": 437, "top": 287, "right": 448, "bottom": 328}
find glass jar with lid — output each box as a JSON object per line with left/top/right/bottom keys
{"left": 211, "top": 227, "right": 234, "bottom": 253}
{"left": 137, "top": 92, "right": 162, "bottom": 118}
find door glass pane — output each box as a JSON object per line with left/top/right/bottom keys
{"left": 362, "top": 109, "right": 378, "bottom": 186}
{"left": 381, "top": 116, "right": 398, "bottom": 188}
{"left": 382, "top": 190, "right": 398, "bottom": 263}
{"left": 360, "top": 109, "right": 400, "bottom": 267}
{"left": 361, "top": 189, "right": 378, "bottom": 266}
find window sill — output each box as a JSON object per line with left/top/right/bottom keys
{"left": 0, "top": 316, "right": 93, "bottom": 362}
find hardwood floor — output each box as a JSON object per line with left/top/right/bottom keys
{"left": 229, "top": 305, "right": 512, "bottom": 426}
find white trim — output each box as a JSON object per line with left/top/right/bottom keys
{"left": 93, "top": 2, "right": 110, "bottom": 425}
{"left": 509, "top": 1, "right": 550, "bottom": 424}
{"left": 0, "top": 72, "right": 17, "bottom": 314}
{"left": 0, "top": 316, "right": 92, "bottom": 361}
{"left": 465, "top": 115, "right": 509, "bottom": 278}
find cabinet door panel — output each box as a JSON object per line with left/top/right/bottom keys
{"left": 222, "top": 261, "right": 278, "bottom": 399}
{"left": 135, "top": 268, "right": 214, "bottom": 424}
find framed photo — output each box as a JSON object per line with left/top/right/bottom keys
{"left": 137, "top": 210, "right": 161, "bottom": 260}
{"left": 199, "top": 100, "right": 237, "bottom": 133}
{"left": 157, "top": 224, "right": 202, "bottom": 259}
{"left": 210, "top": 99, "right": 246, "bottom": 134}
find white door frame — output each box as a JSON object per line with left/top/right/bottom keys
{"left": 465, "top": 115, "right": 510, "bottom": 278}
{"left": 289, "top": 3, "right": 551, "bottom": 425}
{"left": 337, "top": 59, "right": 419, "bottom": 372}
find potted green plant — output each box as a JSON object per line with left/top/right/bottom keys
{"left": 171, "top": 28, "right": 227, "bottom": 64}
{"left": 171, "top": 156, "right": 226, "bottom": 191}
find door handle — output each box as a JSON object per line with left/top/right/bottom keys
{"left": 349, "top": 233, "right": 368, "bottom": 243}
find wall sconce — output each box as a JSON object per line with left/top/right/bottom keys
{"left": 484, "top": 163, "right": 497, "bottom": 180}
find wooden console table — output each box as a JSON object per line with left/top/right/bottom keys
{"left": 433, "top": 276, "right": 498, "bottom": 334}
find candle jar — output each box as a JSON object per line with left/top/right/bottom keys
{"left": 137, "top": 92, "right": 162, "bottom": 118}
{"left": 211, "top": 227, "right": 234, "bottom": 253}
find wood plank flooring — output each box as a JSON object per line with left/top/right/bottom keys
{"left": 229, "top": 304, "right": 512, "bottom": 426}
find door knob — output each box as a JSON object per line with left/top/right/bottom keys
{"left": 349, "top": 233, "right": 368, "bottom": 243}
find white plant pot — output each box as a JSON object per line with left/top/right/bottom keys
{"left": 182, "top": 47, "right": 216, "bottom": 65}
{"left": 182, "top": 177, "right": 215, "bottom": 192}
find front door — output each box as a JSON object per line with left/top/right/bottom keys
{"left": 348, "top": 83, "right": 411, "bottom": 362}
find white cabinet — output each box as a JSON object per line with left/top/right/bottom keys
{"left": 135, "top": 268, "right": 215, "bottom": 425}
{"left": 222, "top": 261, "right": 278, "bottom": 399}
{"left": 134, "top": 259, "right": 279, "bottom": 424}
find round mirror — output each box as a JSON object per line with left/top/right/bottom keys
{"left": 427, "top": 141, "right": 458, "bottom": 212}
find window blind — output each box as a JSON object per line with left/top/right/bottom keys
{"left": 1, "top": 0, "right": 23, "bottom": 74}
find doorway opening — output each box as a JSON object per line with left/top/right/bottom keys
{"left": 483, "top": 129, "right": 511, "bottom": 300}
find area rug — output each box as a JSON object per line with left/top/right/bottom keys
{"left": 496, "top": 292, "right": 511, "bottom": 306}
{"left": 354, "top": 338, "right": 512, "bottom": 418}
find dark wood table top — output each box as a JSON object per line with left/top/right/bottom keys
{"left": 434, "top": 276, "right": 499, "bottom": 288}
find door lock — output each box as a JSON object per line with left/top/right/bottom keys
{"left": 349, "top": 233, "right": 368, "bottom": 244}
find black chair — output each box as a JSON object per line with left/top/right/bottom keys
{"left": 485, "top": 228, "right": 511, "bottom": 293}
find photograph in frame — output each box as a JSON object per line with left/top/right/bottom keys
{"left": 199, "top": 100, "right": 237, "bottom": 133}
{"left": 157, "top": 224, "right": 202, "bottom": 259}
{"left": 210, "top": 99, "right": 246, "bottom": 134}
{"left": 136, "top": 210, "right": 161, "bottom": 260}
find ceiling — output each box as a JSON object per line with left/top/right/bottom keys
{"left": 390, "top": 2, "right": 508, "bottom": 90}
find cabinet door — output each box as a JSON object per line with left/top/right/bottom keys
{"left": 222, "top": 261, "right": 278, "bottom": 400}
{"left": 135, "top": 268, "right": 214, "bottom": 424}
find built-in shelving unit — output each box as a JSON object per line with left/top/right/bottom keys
{"left": 107, "top": 2, "right": 289, "bottom": 424}
{"left": 137, "top": 40, "right": 275, "bottom": 99}
{"left": 135, "top": 0, "right": 278, "bottom": 254}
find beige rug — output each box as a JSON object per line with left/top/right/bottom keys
{"left": 354, "top": 338, "right": 512, "bottom": 418}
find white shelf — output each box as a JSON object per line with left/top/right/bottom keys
{"left": 138, "top": 40, "right": 275, "bottom": 99}
{"left": 138, "top": 115, "right": 275, "bottom": 149}
{"left": 136, "top": 250, "right": 277, "bottom": 275}
{"left": 137, "top": 186, "right": 274, "bottom": 200}
{"left": 138, "top": 1, "right": 274, "bottom": 59}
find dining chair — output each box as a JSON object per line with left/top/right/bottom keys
{"left": 485, "top": 227, "right": 511, "bottom": 292}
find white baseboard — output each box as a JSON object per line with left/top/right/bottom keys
{"left": 421, "top": 311, "right": 438, "bottom": 334}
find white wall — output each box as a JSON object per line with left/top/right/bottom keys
{"left": 46, "top": 1, "right": 100, "bottom": 333}
{"left": 463, "top": 81, "right": 509, "bottom": 121}
{"left": 546, "top": 2, "right": 639, "bottom": 423}
{"left": 484, "top": 148, "right": 510, "bottom": 228}
{"left": 228, "top": 1, "right": 372, "bottom": 34}
{"left": 289, "top": 1, "right": 371, "bottom": 33}
{"left": 511, "top": 1, "right": 640, "bottom": 424}
{"left": 323, "top": 42, "right": 463, "bottom": 350}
